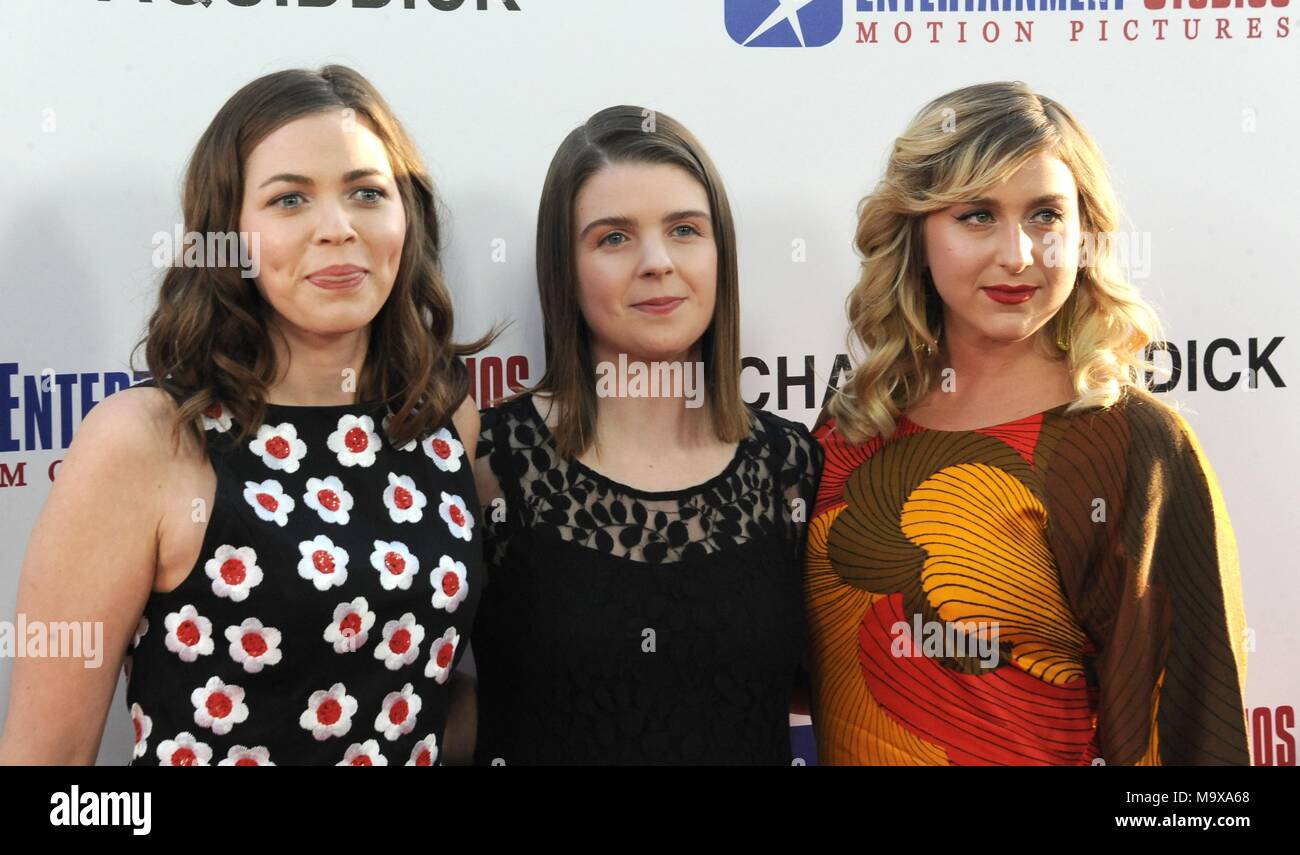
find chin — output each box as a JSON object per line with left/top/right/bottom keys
{"left": 633, "top": 338, "right": 701, "bottom": 362}
{"left": 301, "top": 311, "right": 379, "bottom": 338}
{"left": 980, "top": 325, "right": 1044, "bottom": 344}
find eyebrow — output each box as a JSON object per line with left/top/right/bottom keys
{"left": 257, "top": 168, "right": 387, "bottom": 190}
{"left": 960, "top": 193, "right": 1070, "bottom": 209}
{"left": 578, "top": 209, "right": 711, "bottom": 239}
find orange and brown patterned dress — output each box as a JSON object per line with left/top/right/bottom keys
{"left": 804, "top": 391, "right": 1249, "bottom": 765}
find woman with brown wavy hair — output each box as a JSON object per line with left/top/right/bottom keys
{"left": 0, "top": 65, "right": 489, "bottom": 765}
{"left": 805, "top": 81, "right": 1249, "bottom": 765}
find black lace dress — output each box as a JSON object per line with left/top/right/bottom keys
{"left": 471, "top": 393, "right": 822, "bottom": 765}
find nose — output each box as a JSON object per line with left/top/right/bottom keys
{"left": 995, "top": 220, "right": 1035, "bottom": 274}
{"left": 313, "top": 198, "right": 358, "bottom": 245}
{"left": 637, "top": 235, "right": 674, "bottom": 280}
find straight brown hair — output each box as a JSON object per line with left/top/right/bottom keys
{"left": 528, "top": 105, "right": 750, "bottom": 458}
{"left": 135, "top": 65, "right": 494, "bottom": 450}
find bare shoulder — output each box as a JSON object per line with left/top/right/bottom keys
{"left": 48, "top": 386, "right": 204, "bottom": 537}
{"left": 451, "top": 393, "right": 480, "bottom": 462}
{"left": 70, "top": 385, "right": 186, "bottom": 470}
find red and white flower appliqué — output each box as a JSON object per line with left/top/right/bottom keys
{"left": 131, "top": 703, "right": 152, "bottom": 760}
{"left": 383, "top": 472, "right": 427, "bottom": 523}
{"left": 338, "top": 739, "right": 387, "bottom": 766}
{"left": 202, "top": 403, "right": 232, "bottom": 434}
{"left": 373, "top": 612, "right": 425, "bottom": 671}
{"left": 430, "top": 554, "right": 468, "bottom": 613}
{"left": 304, "top": 475, "right": 354, "bottom": 526}
{"left": 422, "top": 427, "right": 464, "bottom": 473}
{"left": 190, "top": 675, "right": 250, "bottom": 736}
{"left": 327, "top": 414, "right": 381, "bottom": 468}
{"left": 425, "top": 626, "right": 460, "bottom": 684}
{"left": 203, "top": 544, "right": 263, "bottom": 602}
{"left": 156, "top": 732, "right": 212, "bottom": 766}
{"left": 407, "top": 733, "right": 438, "bottom": 766}
{"left": 297, "top": 535, "right": 349, "bottom": 591}
{"left": 325, "top": 597, "right": 376, "bottom": 653}
{"left": 374, "top": 682, "right": 422, "bottom": 741}
{"left": 248, "top": 422, "right": 307, "bottom": 473}
{"left": 219, "top": 745, "right": 274, "bottom": 766}
{"left": 370, "top": 539, "right": 419, "bottom": 591}
{"left": 299, "top": 682, "right": 358, "bottom": 741}
{"left": 438, "top": 492, "right": 474, "bottom": 542}
{"left": 163, "top": 604, "right": 214, "bottom": 662}
{"left": 225, "top": 617, "right": 283, "bottom": 673}
{"left": 243, "top": 479, "right": 295, "bottom": 527}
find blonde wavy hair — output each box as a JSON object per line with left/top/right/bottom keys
{"left": 828, "top": 81, "right": 1164, "bottom": 442}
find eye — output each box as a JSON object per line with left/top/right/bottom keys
{"left": 599, "top": 231, "right": 628, "bottom": 247}
{"left": 958, "top": 210, "right": 994, "bottom": 225}
{"left": 671, "top": 223, "right": 701, "bottom": 238}
{"left": 1033, "top": 208, "right": 1065, "bottom": 224}
{"left": 354, "top": 187, "right": 388, "bottom": 205}
{"left": 271, "top": 192, "right": 305, "bottom": 210}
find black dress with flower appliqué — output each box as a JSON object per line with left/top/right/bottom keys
{"left": 123, "top": 385, "right": 480, "bottom": 766}
{"left": 472, "top": 393, "right": 823, "bottom": 765}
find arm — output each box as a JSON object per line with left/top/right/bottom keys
{"left": 1123, "top": 410, "right": 1248, "bottom": 765}
{"left": 441, "top": 394, "right": 482, "bottom": 765}
{"left": 451, "top": 392, "right": 480, "bottom": 475}
{"left": 442, "top": 668, "right": 478, "bottom": 766}
{"left": 0, "top": 389, "right": 169, "bottom": 764}
{"left": 471, "top": 405, "right": 511, "bottom": 565}
{"left": 1050, "top": 398, "right": 1249, "bottom": 765}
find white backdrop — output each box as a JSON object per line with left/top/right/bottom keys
{"left": 0, "top": 0, "right": 1296, "bottom": 765}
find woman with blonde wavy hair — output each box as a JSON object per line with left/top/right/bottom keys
{"left": 0, "top": 65, "right": 490, "bottom": 766}
{"left": 805, "top": 81, "right": 1249, "bottom": 765}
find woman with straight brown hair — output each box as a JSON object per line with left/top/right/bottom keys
{"left": 469, "top": 106, "right": 822, "bottom": 764}
{"left": 0, "top": 65, "right": 490, "bottom": 765}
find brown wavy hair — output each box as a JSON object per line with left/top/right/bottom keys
{"left": 526, "top": 105, "right": 751, "bottom": 459}
{"left": 135, "top": 65, "right": 494, "bottom": 450}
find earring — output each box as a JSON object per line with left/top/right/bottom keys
{"left": 1055, "top": 290, "right": 1076, "bottom": 352}
{"left": 915, "top": 267, "right": 941, "bottom": 358}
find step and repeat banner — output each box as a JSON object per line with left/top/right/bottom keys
{"left": 0, "top": 0, "right": 1295, "bottom": 765}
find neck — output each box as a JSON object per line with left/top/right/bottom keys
{"left": 935, "top": 322, "right": 1068, "bottom": 404}
{"left": 586, "top": 342, "right": 714, "bottom": 455}
{"left": 266, "top": 321, "right": 370, "bottom": 407}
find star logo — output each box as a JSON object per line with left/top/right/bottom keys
{"left": 725, "top": 0, "right": 843, "bottom": 48}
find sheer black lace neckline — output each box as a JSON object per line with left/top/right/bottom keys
{"left": 521, "top": 393, "right": 755, "bottom": 501}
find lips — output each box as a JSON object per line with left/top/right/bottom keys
{"left": 631, "top": 296, "right": 685, "bottom": 315}
{"left": 981, "top": 284, "right": 1038, "bottom": 305}
{"left": 307, "top": 264, "right": 368, "bottom": 290}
